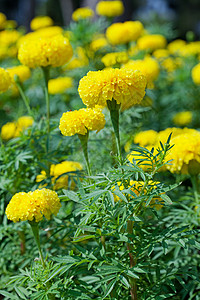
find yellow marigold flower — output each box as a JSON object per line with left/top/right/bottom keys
{"left": 96, "top": 1, "right": 124, "bottom": 17}
{"left": 18, "top": 35, "right": 73, "bottom": 68}
{"left": 167, "top": 39, "right": 186, "bottom": 55}
{"left": 30, "top": 16, "right": 54, "bottom": 31}
{"left": 72, "top": 7, "right": 94, "bottom": 22}
{"left": 134, "top": 130, "right": 158, "bottom": 147}
{"left": 160, "top": 57, "right": 182, "bottom": 73}
{"left": 5, "top": 188, "right": 61, "bottom": 223}
{"left": 192, "top": 63, "right": 200, "bottom": 85}
{"left": 113, "top": 180, "right": 164, "bottom": 209}
{"left": 173, "top": 111, "right": 192, "bottom": 126}
{"left": 179, "top": 42, "right": 200, "bottom": 57}
{"left": 17, "top": 116, "right": 34, "bottom": 129}
{"left": 0, "top": 12, "right": 6, "bottom": 29}
{"left": 101, "top": 51, "right": 129, "bottom": 67}
{"left": 0, "top": 67, "right": 11, "bottom": 92}
{"left": 166, "top": 130, "right": 200, "bottom": 174}
{"left": 0, "top": 29, "right": 22, "bottom": 47}
{"left": 48, "top": 77, "right": 73, "bottom": 94}
{"left": 59, "top": 107, "right": 105, "bottom": 136}
{"left": 63, "top": 46, "right": 88, "bottom": 70}
{"left": 7, "top": 65, "right": 31, "bottom": 83}
{"left": 153, "top": 49, "right": 170, "bottom": 59}
{"left": 155, "top": 127, "right": 196, "bottom": 147}
{"left": 1, "top": 122, "right": 16, "bottom": 140}
{"left": 106, "top": 21, "right": 143, "bottom": 45}
{"left": 123, "top": 56, "right": 160, "bottom": 88}
{"left": 78, "top": 68, "right": 146, "bottom": 111}
{"left": 137, "top": 34, "right": 167, "bottom": 51}
{"left": 36, "top": 161, "right": 83, "bottom": 190}
{"left": 90, "top": 37, "right": 108, "bottom": 52}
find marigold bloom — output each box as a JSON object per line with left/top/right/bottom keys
{"left": 113, "top": 180, "right": 164, "bottom": 209}
{"left": 173, "top": 111, "right": 192, "bottom": 126}
{"left": 137, "top": 34, "right": 167, "bottom": 51}
{"left": 134, "top": 130, "right": 158, "bottom": 147}
{"left": 30, "top": 16, "right": 54, "bottom": 31}
{"left": 166, "top": 131, "right": 200, "bottom": 174}
{"left": 101, "top": 51, "right": 129, "bottom": 67}
{"left": 18, "top": 35, "right": 73, "bottom": 68}
{"left": 106, "top": 21, "right": 143, "bottom": 45}
{"left": 63, "top": 47, "right": 88, "bottom": 70}
{"left": 167, "top": 39, "right": 186, "bottom": 55}
{"left": 1, "top": 116, "right": 34, "bottom": 140}
{"left": 78, "top": 68, "right": 146, "bottom": 111}
{"left": 48, "top": 77, "right": 73, "bottom": 94}
{"left": 178, "top": 42, "right": 200, "bottom": 57}
{"left": 90, "top": 37, "right": 108, "bottom": 52}
{"left": 36, "top": 161, "right": 83, "bottom": 190}
{"left": 0, "top": 29, "right": 22, "bottom": 47}
{"left": 5, "top": 188, "right": 61, "bottom": 223}
{"left": 0, "top": 67, "right": 11, "bottom": 92}
{"left": 123, "top": 56, "right": 160, "bottom": 88}
{"left": 96, "top": 1, "right": 124, "bottom": 17}
{"left": 7, "top": 65, "right": 31, "bottom": 83}
{"left": 72, "top": 7, "right": 94, "bottom": 21}
{"left": 192, "top": 63, "right": 200, "bottom": 85}
{"left": 59, "top": 107, "right": 105, "bottom": 136}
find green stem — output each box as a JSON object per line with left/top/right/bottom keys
{"left": 191, "top": 175, "right": 200, "bottom": 205}
{"left": 107, "top": 99, "right": 122, "bottom": 165}
{"left": 29, "top": 221, "right": 45, "bottom": 268}
{"left": 127, "top": 220, "right": 137, "bottom": 300}
{"left": 78, "top": 131, "right": 91, "bottom": 178}
{"left": 15, "top": 79, "right": 32, "bottom": 116}
{"left": 41, "top": 67, "right": 50, "bottom": 134}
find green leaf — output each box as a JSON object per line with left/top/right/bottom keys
{"left": 103, "top": 278, "right": 117, "bottom": 299}
{"left": 160, "top": 194, "right": 172, "bottom": 205}
{"left": 0, "top": 290, "right": 17, "bottom": 299}
{"left": 61, "top": 190, "right": 79, "bottom": 202}
{"left": 73, "top": 235, "right": 95, "bottom": 242}
{"left": 126, "top": 270, "right": 140, "bottom": 279}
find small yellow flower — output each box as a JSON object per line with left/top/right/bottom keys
{"left": 1, "top": 116, "right": 34, "bottom": 140}
{"left": 0, "top": 29, "right": 22, "bottom": 47}
{"left": 101, "top": 51, "right": 129, "bottom": 67}
{"left": 78, "top": 68, "right": 146, "bottom": 111}
{"left": 167, "top": 39, "right": 186, "bottom": 55}
{"left": 59, "top": 107, "right": 105, "bottom": 136}
{"left": 0, "top": 67, "right": 11, "bottom": 92}
{"left": 7, "top": 65, "right": 31, "bottom": 83}
{"left": 5, "top": 188, "right": 61, "bottom": 223}
{"left": 72, "top": 7, "right": 94, "bottom": 21}
{"left": 18, "top": 35, "right": 73, "bottom": 68}
{"left": 134, "top": 130, "right": 158, "bottom": 147}
{"left": 1, "top": 122, "right": 16, "bottom": 140}
{"left": 63, "top": 47, "right": 88, "bottom": 70}
{"left": 106, "top": 21, "right": 143, "bottom": 45}
{"left": 96, "top": 1, "right": 124, "bottom": 17}
{"left": 30, "top": 16, "right": 54, "bottom": 31}
{"left": 137, "top": 34, "right": 167, "bottom": 51}
{"left": 192, "top": 63, "right": 200, "bottom": 85}
{"left": 48, "top": 77, "right": 73, "bottom": 94}
{"left": 90, "top": 37, "right": 108, "bottom": 52}
{"left": 173, "top": 111, "right": 192, "bottom": 126}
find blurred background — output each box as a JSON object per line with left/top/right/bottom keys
{"left": 1, "top": 0, "right": 200, "bottom": 39}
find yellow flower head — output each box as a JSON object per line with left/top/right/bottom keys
{"left": 166, "top": 130, "right": 200, "bottom": 174}
{"left": 134, "top": 130, "right": 158, "bottom": 147}
{"left": 36, "top": 161, "right": 83, "bottom": 190}
{"left": 59, "top": 107, "right": 105, "bottom": 136}
{"left": 0, "top": 29, "right": 22, "bottom": 47}
{"left": 0, "top": 12, "right": 6, "bottom": 29}
{"left": 48, "top": 77, "right": 73, "bottom": 94}
{"left": 1, "top": 116, "right": 34, "bottom": 140}
{"left": 167, "top": 39, "right": 186, "bottom": 55}
{"left": 123, "top": 56, "right": 160, "bottom": 88}
{"left": 0, "top": 67, "right": 11, "bottom": 92}
{"left": 18, "top": 35, "right": 73, "bottom": 68}
{"left": 192, "top": 63, "right": 200, "bottom": 85}
{"left": 106, "top": 21, "right": 143, "bottom": 45}
{"left": 5, "top": 188, "right": 61, "bottom": 223}
{"left": 96, "top": 1, "right": 124, "bottom": 17}
{"left": 173, "top": 111, "right": 192, "bottom": 126}
{"left": 63, "top": 46, "right": 89, "bottom": 70}
{"left": 153, "top": 49, "right": 170, "bottom": 59}
{"left": 113, "top": 180, "right": 164, "bottom": 209}
{"left": 178, "top": 42, "right": 200, "bottom": 57}
{"left": 78, "top": 68, "right": 146, "bottom": 111}
{"left": 7, "top": 65, "right": 31, "bottom": 83}
{"left": 101, "top": 51, "right": 129, "bottom": 67}
{"left": 90, "top": 37, "right": 108, "bottom": 52}
{"left": 30, "top": 16, "right": 54, "bottom": 31}
{"left": 137, "top": 34, "right": 167, "bottom": 51}
{"left": 72, "top": 7, "right": 94, "bottom": 21}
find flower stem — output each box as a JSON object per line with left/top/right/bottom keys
{"left": 107, "top": 99, "right": 122, "bottom": 165}
{"left": 41, "top": 67, "right": 50, "bottom": 134}
{"left": 29, "top": 221, "right": 45, "bottom": 269}
{"left": 14, "top": 78, "right": 32, "bottom": 116}
{"left": 127, "top": 220, "right": 137, "bottom": 300}
{"left": 78, "top": 131, "right": 92, "bottom": 178}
